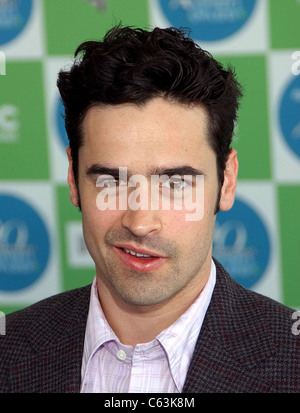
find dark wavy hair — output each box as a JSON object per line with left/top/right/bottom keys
{"left": 57, "top": 25, "right": 242, "bottom": 208}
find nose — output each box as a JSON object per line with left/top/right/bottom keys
{"left": 121, "top": 207, "right": 162, "bottom": 238}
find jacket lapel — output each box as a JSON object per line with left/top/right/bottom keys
{"left": 9, "top": 285, "right": 91, "bottom": 393}
{"left": 183, "top": 260, "right": 276, "bottom": 393}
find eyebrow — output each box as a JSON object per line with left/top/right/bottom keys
{"left": 150, "top": 166, "right": 206, "bottom": 177}
{"left": 85, "top": 164, "right": 206, "bottom": 179}
{"left": 86, "top": 165, "right": 121, "bottom": 177}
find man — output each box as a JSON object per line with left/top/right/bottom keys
{"left": 0, "top": 25, "right": 299, "bottom": 393}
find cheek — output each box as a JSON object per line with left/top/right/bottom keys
{"left": 79, "top": 181, "right": 119, "bottom": 227}
{"left": 161, "top": 210, "right": 202, "bottom": 246}
{"left": 81, "top": 200, "right": 121, "bottom": 246}
{"left": 162, "top": 209, "right": 187, "bottom": 228}
{"left": 166, "top": 200, "right": 216, "bottom": 246}
{"left": 88, "top": 208, "right": 120, "bottom": 227}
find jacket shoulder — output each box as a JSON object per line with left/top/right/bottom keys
{"left": 186, "top": 259, "right": 300, "bottom": 392}
{"left": 0, "top": 285, "right": 91, "bottom": 393}
{"left": 213, "top": 259, "right": 297, "bottom": 350}
{"left": 0, "top": 285, "right": 91, "bottom": 357}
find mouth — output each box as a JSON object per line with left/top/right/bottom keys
{"left": 113, "top": 244, "right": 167, "bottom": 272}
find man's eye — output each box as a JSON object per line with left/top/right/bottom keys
{"left": 161, "top": 176, "right": 189, "bottom": 191}
{"left": 103, "top": 178, "right": 118, "bottom": 188}
{"left": 96, "top": 175, "right": 119, "bottom": 188}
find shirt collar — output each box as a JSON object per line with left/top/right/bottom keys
{"left": 156, "top": 260, "right": 216, "bottom": 390}
{"left": 82, "top": 280, "right": 118, "bottom": 371}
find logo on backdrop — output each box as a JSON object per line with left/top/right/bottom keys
{"left": 158, "top": 0, "right": 257, "bottom": 41}
{"left": 82, "top": 0, "right": 106, "bottom": 10}
{"left": 213, "top": 197, "right": 270, "bottom": 289}
{"left": 0, "top": 104, "right": 20, "bottom": 143}
{"left": 279, "top": 75, "right": 300, "bottom": 159}
{"left": 56, "top": 97, "right": 68, "bottom": 149}
{"left": 0, "top": 0, "right": 33, "bottom": 46}
{"left": 0, "top": 50, "right": 5, "bottom": 75}
{"left": 0, "top": 194, "right": 50, "bottom": 291}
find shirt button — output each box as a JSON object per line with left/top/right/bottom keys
{"left": 116, "top": 349, "right": 127, "bottom": 361}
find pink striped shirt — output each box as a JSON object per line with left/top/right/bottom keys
{"left": 80, "top": 260, "right": 216, "bottom": 393}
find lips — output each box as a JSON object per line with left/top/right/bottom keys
{"left": 113, "top": 244, "right": 167, "bottom": 272}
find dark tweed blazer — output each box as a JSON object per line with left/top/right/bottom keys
{"left": 0, "top": 260, "right": 299, "bottom": 393}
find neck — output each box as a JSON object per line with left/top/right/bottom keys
{"left": 99, "top": 291, "right": 188, "bottom": 346}
{"left": 96, "top": 265, "right": 211, "bottom": 346}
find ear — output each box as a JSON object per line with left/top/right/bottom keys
{"left": 219, "top": 149, "right": 238, "bottom": 212}
{"left": 66, "top": 146, "right": 80, "bottom": 207}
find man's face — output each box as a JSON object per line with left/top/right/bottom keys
{"left": 67, "top": 97, "right": 237, "bottom": 308}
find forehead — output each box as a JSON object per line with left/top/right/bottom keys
{"left": 80, "top": 98, "right": 214, "bottom": 170}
